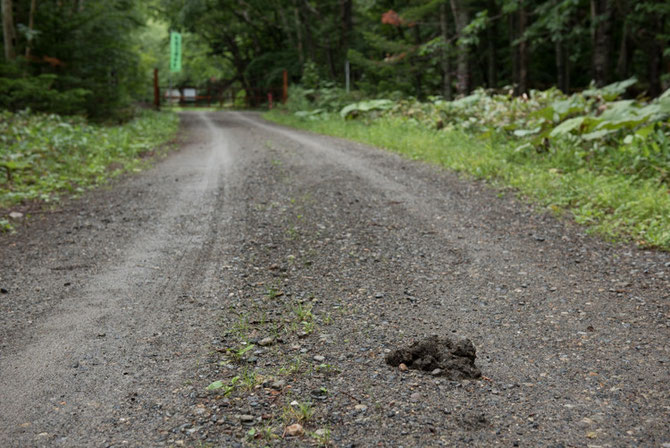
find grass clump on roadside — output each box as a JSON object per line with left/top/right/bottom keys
{"left": 264, "top": 83, "right": 670, "bottom": 250}
{"left": 0, "top": 109, "right": 179, "bottom": 226}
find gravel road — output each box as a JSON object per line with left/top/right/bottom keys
{"left": 1, "top": 111, "right": 668, "bottom": 448}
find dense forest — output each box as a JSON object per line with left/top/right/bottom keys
{"left": 159, "top": 0, "right": 669, "bottom": 102}
{"left": 1, "top": 0, "right": 668, "bottom": 116}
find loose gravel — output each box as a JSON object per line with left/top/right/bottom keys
{"left": 1, "top": 111, "right": 669, "bottom": 447}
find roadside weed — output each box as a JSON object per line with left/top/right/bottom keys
{"left": 279, "top": 357, "right": 303, "bottom": 376}
{"left": 226, "top": 343, "right": 255, "bottom": 364}
{"left": 283, "top": 401, "right": 314, "bottom": 423}
{"left": 206, "top": 375, "right": 240, "bottom": 396}
{"left": 311, "top": 428, "right": 332, "bottom": 446}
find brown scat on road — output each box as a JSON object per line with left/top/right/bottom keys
{"left": 1, "top": 111, "right": 669, "bottom": 447}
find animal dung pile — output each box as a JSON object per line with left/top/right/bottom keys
{"left": 385, "top": 335, "right": 482, "bottom": 379}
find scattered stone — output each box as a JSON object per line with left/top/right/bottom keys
{"left": 314, "top": 428, "right": 328, "bottom": 437}
{"left": 398, "top": 363, "right": 408, "bottom": 372}
{"left": 313, "top": 355, "right": 325, "bottom": 362}
{"left": 9, "top": 211, "right": 23, "bottom": 219}
{"left": 270, "top": 380, "right": 286, "bottom": 390}
{"left": 258, "top": 337, "right": 274, "bottom": 347}
{"left": 431, "top": 368, "right": 442, "bottom": 376}
{"left": 354, "top": 404, "right": 368, "bottom": 413}
{"left": 290, "top": 400, "right": 300, "bottom": 407}
{"left": 410, "top": 392, "right": 421, "bottom": 402}
{"left": 385, "top": 335, "right": 482, "bottom": 379}
{"left": 239, "top": 415, "right": 255, "bottom": 426}
{"left": 284, "top": 423, "right": 304, "bottom": 437}
{"left": 309, "top": 388, "right": 328, "bottom": 401}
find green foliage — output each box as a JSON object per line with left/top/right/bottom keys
{"left": 340, "top": 99, "right": 394, "bottom": 119}
{"left": 0, "top": 0, "right": 164, "bottom": 119}
{"left": 206, "top": 375, "right": 240, "bottom": 395}
{"left": 284, "top": 84, "right": 364, "bottom": 118}
{"left": 301, "top": 60, "right": 320, "bottom": 90}
{"left": 0, "top": 63, "right": 91, "bottom": 115}
{"left": 0, "top": 109, "right": 179, "bottom": 210}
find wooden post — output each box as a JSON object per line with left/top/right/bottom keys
{"left": 153, "top": 68, "right": 160, "bottom": 110}
{"left": 282, "top": 70, "right": 288, "bottom": 103}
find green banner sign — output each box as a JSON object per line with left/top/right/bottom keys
{"left": 170, "top": 31, "right": 182, "bottom": 73}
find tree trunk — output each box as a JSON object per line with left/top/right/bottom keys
{"left": 411, "top": 25, "right": 422, "bottom": 97}
{"left": 293, "top": 0, "right": 304, "bottom": 64}
{"left": 450, "top": 0, "right": 470, "bottom": 95}
{"left": 591, "top": 0, "right": 612, "bottom": 86}
{"left": 1, "top": 0, "right": 16, "bottom": 60}
{"left": 279, "top": 9, "right": 296, "bottom": 49}
{"left": 555, "top": 39, "right": 566, "bottom": 92}
{"left": 616, "top": 19, "right": 633, "bottom": 79}
{"left": 303, "top": 17, "right": 315, "bottom": 61}
{"left": 486, "top": 0, "right": 497, "bottom": 88}
{"left": 326, "top": 38, "right": 337, "bottom": 79}
{"left": 439, "top": 3, "right": 452, "bottom": 100}
{"left": 517, "top": 0, "right": 529, "bottom": 95}
{"left": 509, "top": 12, "right": 519, "bottom": 93}
{"left": 646, "top": 15, "right": 663, "bottom": 97}
{"left": 25, "top": 0, "right": 37, "bottom": 58}
{"left": 340, "top": 0, "right": 352, "bottom": 59}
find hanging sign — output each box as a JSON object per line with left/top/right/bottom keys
{"left": 170, "top": 31, "right": 182, "bottom": 73}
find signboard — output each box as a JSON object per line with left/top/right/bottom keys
{"left": 170, "top": 31, "right": 182, "bottom": 73}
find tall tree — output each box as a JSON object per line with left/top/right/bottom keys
{"left": 439, "top": 2, "right": 453, "bottom": 99}
{"left": 485, "top": 0, "right": 498, "bottom": 88}
{"left": 517, "top": 0, "right": 529, "bottom": 94}
{"left": 450, "top": 0, "right": 471, "bottom": 95}
{"left": 1, "top": 0, "right": 16, "bottom": 60}
{"left": 24, "top": 0, "right": 37, "bottom": 58}
{"left": 591, "top": 0, "right": 612, "bottom": 86}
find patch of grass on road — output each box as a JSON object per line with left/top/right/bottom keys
{"left": 264, "top": 111, "right": 670, "bottom": 250}
{"left": 1, "top": 109, "right": 179, "bottom": 227}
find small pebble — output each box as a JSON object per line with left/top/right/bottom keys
{"left": 285, "top": 423, "right": 304, "bottom": 436}
{"left": 239, "top": 415, "right": 254, "bottom": 426}
{"left": 270, "top": 380, "right": 286, "bottom": 390}
{"left": 354, "top": 404, "right": 368, "bottom": 412}
{"left": 258, "top": 337, "right": 274, "bottom": 347}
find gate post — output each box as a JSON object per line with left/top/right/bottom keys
{"left": 282, "top": 70, "right": 288, "bottom": 104}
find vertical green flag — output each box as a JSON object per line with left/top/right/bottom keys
{"left": 170, "top": 31, "right": 182, "bottom": 73}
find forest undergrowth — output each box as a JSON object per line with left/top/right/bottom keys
{"left": 266, "top": 80, "right": 670, "bottom": 250}
{"left": 0, "top": 110, "right": 179, "bottom": 231}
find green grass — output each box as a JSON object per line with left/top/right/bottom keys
{"left": 0, "top": 109, "right": 179, "bottom": 214}
{"left": 264, "top": 111, "right": 670, "bottom": 250}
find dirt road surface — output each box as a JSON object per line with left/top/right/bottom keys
{"left": 1, "top": 112, "right": 669, "bottom": 447}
